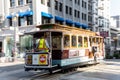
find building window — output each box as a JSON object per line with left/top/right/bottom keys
{"left": 74, "top": 10, "right": 76, "bottom": 17}
{"left": 55, "top": 20, "right": 63, "bottom": 25}
{"left": 9, "top": 18, "right": 12, "bottom": 26}
{"left": 59, "top": 3, "right": 63, "bottom": 12}
{"left": 0, "top": 42, "right": 2, "bottom": 53}
{"left": 88, "top": 15, "right": 92, "bottom": 22}
{"left": 27, "top": 16, "right": 33, "bottom": 25}
{"left": 84, "top": 14, "right": 86, "bottom": 20}
{"left": 82, "top": 0, "right": 86, "bottom": 8}
{"left": 66, "top": 6, "right": 68, "bottom": 14}
{"left": 77, "top": 11, "right": 80, "bottom": 18}
{"left": 82, "top": 13, "right": 84, "bottom": 20}
{"left": 41, "top": 0, "right": 45, "bottom": 5}
{"left": 84, "top": 2, "right": 86, "bottom": 8}
{"left": 74, "top": 10, "right": 80, "bottom": 18}
{"left": 88, "top": 4, "right": 92, "bottom": 11}
{"left": 82, "top": 13, "right": 86, "bottom": 21}
{"left": 75, "top": 0, "right": 80, "bottom": 5}
{"left": 18, "top": 0, "right": 24, "bottom": 5}
{"left": 42, "top": 17, "right": 51, "bottom": 24}
{"left": 47, "top": 0, "right": 51, "bottom": 7}
{"left": 69, "top": 7, "right": 72, "bottom": 15}
{"left": 10, "top": 0, "right": 15, "bottom": 7}
{"left": 26, "top": 0, "right": 32, "bottom": 3}
{"left": 75, "top": 0, "right": 77, "bottom": 4}
{"left": 55, "top": 0, "right": 58, "bottom": 10}
{"left": 82, "top": 0, "right": 84, "bottom": 7}
{"left": 78, "top": 0, "right": 80, "bottom": 5}
{"left": 18, "top": 17, "right": 25, "bottom": 26}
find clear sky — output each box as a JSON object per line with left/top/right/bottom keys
{"left": 110, "top": 0, "right": 120, "bottom": 16}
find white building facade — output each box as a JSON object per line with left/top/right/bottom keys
{"left": 98, "top": 0, "right": 111, "bottom": 54}
{"left": 110, "top": 16, "right": 120, "bottom": 55}
{"left": 0, "top": 0, "right": 110, "bottom": 58}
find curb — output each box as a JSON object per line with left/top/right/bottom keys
{"left": 0, "top": 57, "right": 25, "bottom": 63}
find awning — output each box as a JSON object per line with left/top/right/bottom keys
{"left": 18, "top": 10, "right": 33, "bottom": 17}
{"left": 74, "top": 22, "right": 81, "bottom": 27}
{"left": 41, "top": 12, "right": 53, "bottom": 19}
{"left": 66, "top": 19, "right": 73, "bottom": 24}
{"left": 81, "top": 24, "right": 89, "bottom": 29}
{"left": 55, "top": 16, "right": 64, "bottom": 22}
{"left": 7, "top": 10, "right": 33, "bottom": 18}
{"left": 18, "top": 12, "right": 26, "bottom": 17}
{"left": 24, "top": 10, "right": 33, "bottom": 16}
{"left": 6, "top": 15, "right": 12, "bottom": 19}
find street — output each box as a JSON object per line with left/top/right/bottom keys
{"left": 0, "top": 59, "right": 120, "bottom": 80}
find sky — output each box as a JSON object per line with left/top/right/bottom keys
{"left": 110, "top": 0, "right": 120, "bottom": 16}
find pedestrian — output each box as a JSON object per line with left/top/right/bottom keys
{"left": 92, "top": 46, "right": 97, "bottom": 62}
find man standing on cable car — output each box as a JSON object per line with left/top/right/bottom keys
{"left": 36, "top": 33, "right": 50, "bottom": 52}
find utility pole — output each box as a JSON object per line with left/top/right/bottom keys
{"left": 12, "top": 15, "right": 17, "bottom": 58}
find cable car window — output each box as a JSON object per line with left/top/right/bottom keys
{"left": 20, "top": 35, "right": 33, "bottom": 52}
{"left": 93, "top": 37, "right": 96, "bottom": 43}
{"left": 64, "top": 35, "right": 70, "bottom": 48}
{"left": 96, "top": 38, "right": 99, "bottom": 44}
{"left": 84, "top": 37, "right": 88, "bottom": 47}
{"left": 100, "top": 38, "right": 103, "bottom": 43}
{"left": 78, "top": 36, "right": 82, "bottom": 47}
{"left": 72, "top": 35, "right": 77, "bottom": 47}
{"left": 52, "top": 36, "right": 61, "bottom": 49}
{"left": 89, "top": 37, "right": 92, "bottom": 46}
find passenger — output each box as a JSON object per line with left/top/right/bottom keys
{"left": 84, "top": 38, "right": 88, "bottom": 47}
{"left": 36, "top": 34, "right": 50, "bottom": 52}
{"left": 65, "top": 36, "right": 70, "bottom": 47}
{"left": 84, "top": 42, "right": 88, "bottom": 47}
{"left": 78, "top": 42, "right": 81, "bottom": 47}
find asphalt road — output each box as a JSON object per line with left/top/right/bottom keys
{"left": 0, "top": 59, "right": 120, "bottom": 80}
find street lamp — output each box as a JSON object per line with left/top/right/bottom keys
{"left": 12, "top": 14, "right": 18, "bottom": 58}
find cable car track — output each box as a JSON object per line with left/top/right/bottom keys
{"left": 25, "top": 63, "right": 99, "bottom": 80}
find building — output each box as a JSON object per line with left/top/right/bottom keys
{"left": 98, "top": 0, "right": 110, "bottom": 32}
{"left": 110, "top": 17, "right": 120, "bottom": 55}
{"left": 98, "top": 0, "right": 110, "bottom": 55}
{"left": 111, "top": 15, "right": 120, "bottom": 28}
{"left": 0, "top": 0, "right": 110, "bottom": 60}
{"left": 0, "top": 0, "right": 5, "bottom": 58}
{"left": 110, "top": 28, "right": 119, "bottom": 55}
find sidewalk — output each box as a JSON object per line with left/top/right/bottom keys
{"left": 0, "top": 57, "right": 25, "bottom": 67}
{"left": 0, "top": 61, "right": 24, "bottom": 67}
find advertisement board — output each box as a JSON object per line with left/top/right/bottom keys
{"left": 69, "top": 49, "right": 85, "bottom": 58}
{"left": 32, "top": 54, "right": 48, "bottom": 65}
